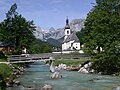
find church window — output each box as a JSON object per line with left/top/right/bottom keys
{"left": 67, "top": 31, "right": 69, "bottom": 34}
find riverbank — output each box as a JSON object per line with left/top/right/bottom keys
{"left": 0, "top": 51, "right": 29, "bottom": 89}
{"left": 54, "top": 59, "right": 120, "bottom": 76}
{"left": 54, "top": 59, "right": 90, "bottom": 71}
{"left": 0, "top": 61, "right": 27, "bottom": 89}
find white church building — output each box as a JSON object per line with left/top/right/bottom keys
{"left": 62, "top": 17, "right": 81, "bottom": 53}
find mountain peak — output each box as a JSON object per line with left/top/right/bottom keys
{"left": 49, "top": 27, "right": 55, "bottom": 31}
{"left": 34, "top": 18, "right": 85, "bottom": 41}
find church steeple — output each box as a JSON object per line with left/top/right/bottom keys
{"left": 64, "top": 16, "right": 71, "bottom": 40}
{"left": 65, "top": 16, "right": 70, "bottom": 29}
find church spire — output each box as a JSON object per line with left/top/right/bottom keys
{"left": 64, "top": 16, "right": 71, "bottom": 40}
{"left": 65, "top": 16, "right": 70, "bottom": 29}
{"left": 66, "top": 16, "right": 69, "bottom": 25}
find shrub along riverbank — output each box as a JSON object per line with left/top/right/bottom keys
{"left": 0, "top": 62, "right": 27, "bottom": 89}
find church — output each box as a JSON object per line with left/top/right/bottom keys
{"left": 62, "top": 17, "right": 81, "bottom": 53}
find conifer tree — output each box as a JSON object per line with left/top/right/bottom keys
{"left": 0, "top": 3, "right": 36, "bottom": 54}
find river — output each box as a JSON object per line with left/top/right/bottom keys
{"left": 7, "top": 62, "right": 120, "bottom": 90}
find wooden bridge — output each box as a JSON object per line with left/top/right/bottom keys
{"left": 5, "top": 53, "right": 90, "bottom": 64}
{"left": 7, "top": 54, "right": 55, "bottom": 64}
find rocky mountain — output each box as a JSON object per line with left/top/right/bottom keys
{"left": 44, "top": 27, "right": 64, "bottom": 40}
{"left": 70, "top": 19, "right": 85, "bottom": 32}
{"left": 33, "top": 26, "right": 45, "bottom": 40}
{"left": 33, "top": 19, "right": 85, "bottom": 47}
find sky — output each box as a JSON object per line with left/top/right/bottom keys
{"left": 0, "top": 0, "right": 96, "bottom": 30}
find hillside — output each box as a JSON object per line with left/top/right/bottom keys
{"left": 30, "top": 39, "right": 53, "bottom": 53}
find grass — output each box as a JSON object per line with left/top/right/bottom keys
{"left": 0, "top": 59, "right": 7, "bottom": 62}
{"left": 0, "top": 64, "right": 13, "bottom": 80}
{"left": 54, "top": 59, "right": 87, "bottom": 66}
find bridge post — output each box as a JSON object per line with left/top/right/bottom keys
{"left": 49, "top": 57, "right": 53, "bottom": 61}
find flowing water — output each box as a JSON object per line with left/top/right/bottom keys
{"left": 7, "top": 62, "right": 120, "bottom": 90}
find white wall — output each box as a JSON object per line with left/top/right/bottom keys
{"left": 62, "top": 41, "right": 80, "bottom": 51}
{"left": 62, "top": 43, "right": 67, "bottom": 50}
{"left": 73, "top": 42, "right": 80, "bottom": 50}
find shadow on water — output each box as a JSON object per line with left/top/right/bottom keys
{"left": 7, "top": 62, "right": 120, "bottom": 90}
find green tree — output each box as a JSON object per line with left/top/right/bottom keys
{"left": 0, "top": 3, "right": 36, "bottom": 54}
{"left": 76, "top": 28, "right": 84, "bottom": 45}
{"left": 30, "top": 39, "right": 52, "bottom": 53}
{"left": 83, "top": 0, "right": 120, "bottom": 75}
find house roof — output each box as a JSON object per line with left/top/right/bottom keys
{"left": 63, "top": 32, "right": 80, "bottom": 43}
{"left": 0, "top": 41, "right": 15, "bottom": 47}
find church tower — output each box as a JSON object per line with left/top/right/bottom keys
{"left": 62, "top": 17, "right": 81, "bottom": 52}
{"left": 64, "top": 16, "right": 71, "bottom": 40}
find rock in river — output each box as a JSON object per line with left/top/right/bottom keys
{"left": 41, "top": 84, "right": 52, "bottom": 90}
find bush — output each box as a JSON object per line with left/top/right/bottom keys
{"left": 0, "top": 51, "right": 7, "bottom": 59}
{"left": 114, "top": 72, "right": 120, "bottom": 76}
{"left": 0, "top": 64, "right": 12, "bottom": 80}
{"left": 0, "top": 74, "right": 6, "bottom": 90}
{"left": 91, "top": 53, "right": 120, "bottom": 75}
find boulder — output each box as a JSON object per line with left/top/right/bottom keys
{"left": 78, "top": 62, "right": 94, "bottom": 74}
{"left": 14, "top": 80, "right": 20, "bottom": 86}
{"left": 41, "top": 84, "right": 52, "bottom": 90}
{"left": 50, "top": 72, "right": 62, "bottom": 79}
{"left": 78, "top": 67, "right": 89, "bottom": 74}
{"left": 66, "top": 65, "right": 79, "bottom": 71}
{"left": 56, "top": 63, "right": 67, "bottom": 70}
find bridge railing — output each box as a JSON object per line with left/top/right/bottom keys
{"left": 7, "top": 55, "right": 29, "bottom": 62}
{"left": 7, "top": 53, "right": 91, "bottom": 63}
{"left": 7, "top": 54, "right": 54, "bottom": 63}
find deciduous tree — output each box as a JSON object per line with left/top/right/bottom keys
{"left": 83, "top": 0, "right": 120, "bottom": 75}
